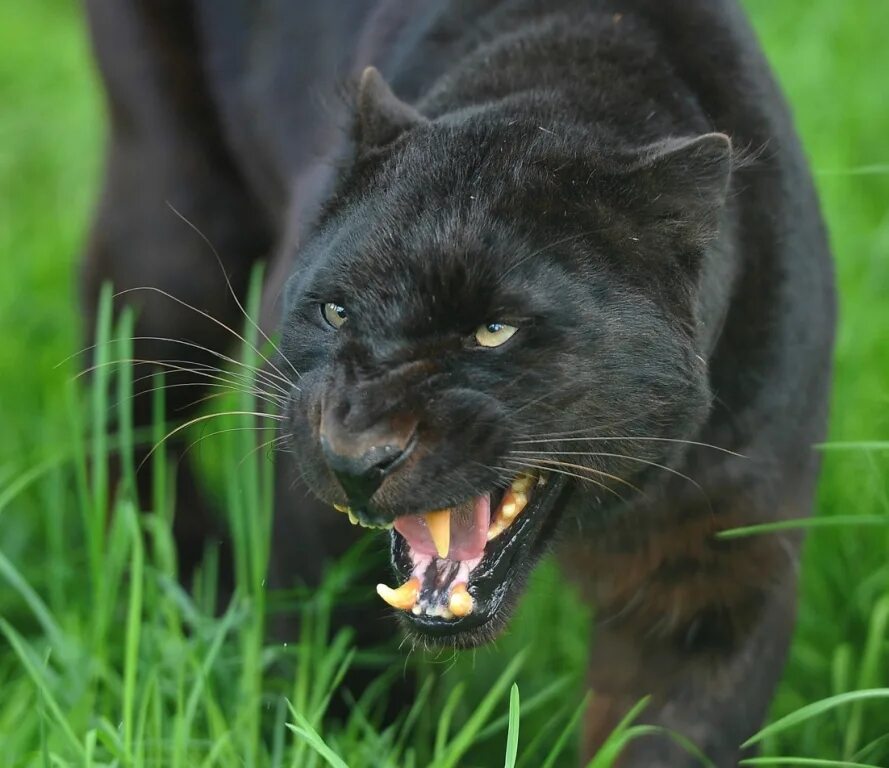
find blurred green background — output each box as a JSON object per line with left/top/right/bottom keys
{"left": 1, "top": 1, "right": 887, "bottom": 765}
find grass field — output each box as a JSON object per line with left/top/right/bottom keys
{"left": 1, "top": 1, "right": 888, "bottom": 765}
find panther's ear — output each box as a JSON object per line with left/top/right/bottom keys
{"left": 355, "top": 66, "right": 427, "bottom": 150}
{"left": 626, "top": 133, "right": 733, "bottom": 239}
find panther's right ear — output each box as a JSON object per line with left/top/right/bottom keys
{"left": 355, "top": 66, "right": 427, "bottom": 150}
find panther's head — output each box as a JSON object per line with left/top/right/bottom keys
{"left": 280, "top": 69, "right": 728, "bottom": 646}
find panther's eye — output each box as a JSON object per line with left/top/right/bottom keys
{"left": 321, "top": 302, "right": 347, "bottom": 329}
{"left": 475, "top": 322, "right": 517, "bottom": 348}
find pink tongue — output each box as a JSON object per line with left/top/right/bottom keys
{"left": 394, "top": 494, "right": 491, "bottom": 561}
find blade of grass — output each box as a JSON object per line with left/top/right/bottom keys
{"left": 88, "top": 283, "right": 113, "bottom": 659}
{"left": 743, "top": 690, "right": 889, "bottom": 747}
{"left": 0, "top": 620, "right": 84, "bottom": 759}
{"left": 0, "top": 549, "right": 67, "bottom": 656}
{"left": 122, "top": 500, "right": 144, "bottom": 759}
{"left": 478, "top": 674, "right": 573, "bottom": 741}
{"left": 717, "top": 515, "right": 889, "bottom": 539}
{"left": 434, "top": 681, "right": 466, "bottom": 758}
{"left": 504, "top": 684, "right": 521, "bottom": 768}
{"left": 843, "top": 596, "right": 889, "bottom": 757}
{"left": 287, "top": 712, "right": 350, "bottom": 768}
{"left": 585, "top": 696, "right": 650, "bottom": 768}
{"left": 740, "top": 759, "right": 883, "bottom": 767}
{"left": 436, "top": 650, "right": 527, "bottom": 768}
{"left": 529, "top": 693, "right": 590, "bottom": 768}
{"left": 620, "top": 725, "right": 715, "bottom": 768}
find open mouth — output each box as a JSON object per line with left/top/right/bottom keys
{"left": 333, "top": 470, "right": 568, "bottom": 642}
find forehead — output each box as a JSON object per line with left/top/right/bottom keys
{"left": 321, "top": 208, "right": 542, "bottom": 323}
{"left": 289, "top": 121, "right": 605, "bottom": 322}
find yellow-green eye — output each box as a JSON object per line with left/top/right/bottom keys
{"left": 322, "top": 302, "right": 347, "bottom": 329}
{"left": 475, "top": 322, "right": 517, "bottom": 348}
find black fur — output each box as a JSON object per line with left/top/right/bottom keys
{"left": 82, "top": 1, "right": 835, "bottom": 764}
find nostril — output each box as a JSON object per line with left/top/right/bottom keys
{"left": 323, "top": 436, "right": 416, "bottom": 509}
{"left": 378, "top": 429, "right": 417, "bottom": 476}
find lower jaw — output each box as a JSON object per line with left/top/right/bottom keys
{"left": 389, "top": 472, "right": 570, "bottom": 639}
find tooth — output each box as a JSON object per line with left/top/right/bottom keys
{"left": 425, "top": 509, "right": 451, "bottom": 559}
{"left": 376, "top": 578, "right": 420, "bottom": 611}
{"left": 511, "top": 474, "right": 534, "bottom": 493}
{"left": 498, "top": 490, "right": 517, "bottom": 520}
{"left": 513, "top": 491, "right": 528, "bottom": 513}
{"left": 448, "top": 583, "right": 473, "bottom": 617}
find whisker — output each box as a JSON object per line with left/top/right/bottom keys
{"left": 127, "top": 334, "right": 293, "bottom": 393}
{"left": 128, "top": 382, "right": 284, "bottom": 412}
{"left": 60, "top": 335, "right": 293, "bottom": 395}
{"left": 166, "top": 202, "right": 302, "bottom": 382}
{"left": 78, "top": 358, "right": 288, "bottom": 406}
{"left": 115, "top": 285, "right": 295, "bottom": 390}
{"left": 127, "top": 369, "right": 286, "bottom": 405}
{"left": 180, "top": 424, "right": 287, "bottom": 463}
{"left": 237, "top": 433, "right": 292, "bottom": 468}
{"left": 510, "top": 449, "right": 705, "bottom": 497}
{"left": 506, "top": 455, "right": 642, "bottom": 494}
{"left": 501, "top": 457, "right": 624, "bottom": 501}
{"left": 468, "top": 461, "right": 517, "bottom": 490}
{"left": 139, "top": 409, "right": 284, "bottom": 472}
{"left": 512, "top": 435, "right": 745, "bottom": 458}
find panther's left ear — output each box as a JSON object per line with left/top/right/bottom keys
{"left": 626, "top": 132, "right": 733, "bottom": 239}
{"left": 355, "top": 66, "right": 427, "bottom": 150}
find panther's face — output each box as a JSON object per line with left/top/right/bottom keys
{"left": 279, "top": 72, "right": 727, "bottom": 646}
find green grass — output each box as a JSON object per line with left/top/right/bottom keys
{"left": 0, "top": 0, "right": 887, "bottom": 765}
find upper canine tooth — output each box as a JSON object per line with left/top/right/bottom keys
{"left": 425, "top": 509, "right": 451, "bottom": 559}
{"left": 376, "top": 578, "right": 420, "bottom": 611}
{"left": 448, "top": 583, "right": 473, "bottom": 617}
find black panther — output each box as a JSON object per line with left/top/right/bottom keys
{"left": 82, "top": 1, "right": 835, "bottom": 764}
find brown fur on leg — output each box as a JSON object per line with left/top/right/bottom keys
{"left": 563, "top": 492, "right": 801, "bottom": 767}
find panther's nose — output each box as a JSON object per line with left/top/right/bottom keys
{"left": 319, "top": 402, "right": 417, "bottom": 508}
{"left": 321, "top": 438, "right": 411, "bottom": 505}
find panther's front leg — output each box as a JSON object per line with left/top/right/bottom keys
{"left": 564, "top": 496, "right": 801, "bottom": 767}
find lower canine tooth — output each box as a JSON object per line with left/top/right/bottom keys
{"left": 448, "top": 583, "right": 473, "bottom": 617}
{"left": 376, "top": 578, "right": 420, "bottom": 611}
{"left": 425, "top": 509, "right": 452, "bottom": 559}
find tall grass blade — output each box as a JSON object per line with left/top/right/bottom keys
{"left": 437, "top": 650, "right": 527, "bottom": 768}
{"left": 287, "top": 712, "right": 350, "bottom": 768}
{"left": 0, "top": 619, "right": 84, "bottom": 759}
{"left": 504, "top": 683, "right": 521, "bottom": 768}
{"left": 743, "top": 690, "right": 889, "bottom": 747}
